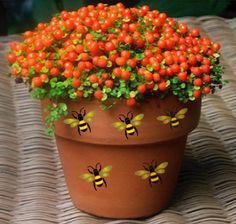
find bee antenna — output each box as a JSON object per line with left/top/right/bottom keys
{"left": 119, "top": 114, "right": 126, "bottom": 119}
{"left": 143, "top": 162, "right": 149, "bottom": 167}
{"left": 79, "top": 107, "right": 85, "bottom": 114}
{"left": 151, "top": 160, "right": 157, "bottom": 167}
{"left": 165, "top": 110, "right": 171, "bottom": 116}
{"left": 87, "top": 165, "right": 94, "bottom": 173}
{"left": 95, "top": 162, "right": 101, "bottom": 170}
{"left": 72, "top": 111, "right": 79, "bottom": 118}
{"left": 127, "top": 111, "right": 133, "bottom": 119}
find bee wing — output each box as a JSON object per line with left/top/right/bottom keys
{"left": 112, "top": 122, "right": 126, "bottom": 131}
{"left": 175, "top": 108, "right": 188, "bottom": 120}
{"left": 80, "top": 173, "right": 94, "bottom": 182}
{"left": 100, "top": 165, "right": 112, "bottom": 178}
{"left": 131, "top": 114, "right": 144, "bottom": 126}
{"left": 64, "top": 118, "right": 80, "bottom": 128}
{"left": 157, "top": 116, "right": 171, "bottom": 124}
{"left": 84, "top": 111, "right": 95, "bottom": 122}
{"left": 135, "top": 170, "right": 150, "bottom": 179}
{"left": 155, "top": 162, "right": 168, "bottom": 174}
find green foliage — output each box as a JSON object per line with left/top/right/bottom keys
{"left": 31, "top": 88, "right": 46, "bottom": 99}
{"left": 44, "top": 103, "right": 68, "bottom": 135}
{"left": 7, "top": 3, "right": 227, "bottom": 136}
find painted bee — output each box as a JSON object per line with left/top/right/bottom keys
{"left": 113, "top": 111, "right": 144, "bottom": 139}
{"left": 135, "top": 161, "right": 168, "bottom": 187}
{"left": 157, "top": 108, "right": 188, "bottom": 128}
{"left": 80, "top": 163, "right": 112, "bottom": 191}
{"left": 64, "top": 107, "right": 95, "bottom": 135}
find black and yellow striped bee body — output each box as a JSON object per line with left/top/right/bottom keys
{"left": 148, "top": 164, "right": 161, "bottom": 185}
{"left": 157, "top": 108, "right": 188, "bottom": 129}
{"left": 170, "top": 114, "right": 180, "bottom": 128}
{"left": 93, "top": 170, "right": 104, "bottom": 188}
{"left": 113, "top": 112, "right": 144, "bottom": 139}
{"left": 135, "top": 161, "right": 168, "bottom": 187}
{"left": 64, "top": 108, "right": 95, "bottom": 136}
{"left": 78, "top": 115, "right": 89, "bottom": 133}
{"left": 125, "top": 121, "right": 136, "bottom": 136}
{"left": 80, "top": 163, "right": 112, "bottom": 191}
{"left": 150, "top": 171, "right": 159, "bottom": 184}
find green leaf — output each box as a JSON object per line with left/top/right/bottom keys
{"left": 15, "top": 51, "right": 22, "bottom": 56}
{"left": 68, "top": 89, "right": 75, "bottom": 94}
{"left": 29, "top": 67, "right": 35, "bottom": 76}
{"left": 58, "top": 103, "right": 67, "bottom": 112}
{"left": 146, "top": 64, "right": 153, "bottom": 72}
{"left": 114, "top": 20, "right": 122, "bottom": 28}
{"left": 103, "top": 87, "right": 111, "bottom": 93}
{"left": 130, "top": 73, "right": 136, "bottom": 81}
{"left": 83, "top": 92, "right": 89, "bottom": 98}
{"left": 90, "top": 31, "right": 106, "bottom": 41}
{"left": 92, "top": 83, "right": 99, "bottom": 88}
{"left": 135, "top": 53, "right": 144, "bottom": 60}
{"left": 127, "top": 66, "right": 132, "bottom": 72}
{"left": 31, "top": 88, "right": 46, "bottom": 99}
{"left": 45, "top": 127, "right": 54, "bottom": 136}
{"left": 83, "top": 81, "right": 91, "bottom": 87}
{"left": 160, "top": 60, "right": 166, "bottom": 69}
{"left": 188, "top": 91, "right": 193, "bottom": 97}
{"left": 166, "top": 80, "right": 171, "bottom": 87}
{"left": 180, "top": 83, "right": 186, "bottom": 89}
{"left": 60, "top": 25, "right": 66, "bottom": 31}
{"left": 213, "top": 53, "right": 220, "bottom": 58}
{"left": 69, "top": 93, "right": 77, "bottom": 99}
{"left": 101, "top": 93, "right": 108, "bottom": 101}
{"left": 43, "top": 101, "right": 68, "bottom": 136}
{"left": 172, "top": 77, "right": 178, "bottom": 84}
{"left": 41, "top": 67, "right": 49, "bottom": 73}
{"left": 50, "top": 77, "right": 57, "bottom": 87}
{"left": 107, "top": 60, "right": 113, "bottom": 67}
{"left": 53, "top": 53, "right": 60, "bottom": 60}
{"left": 153, "top": 84, "right": 158, "bottom": 91}
{"left": 194, "top": 86, "right": 201, "bottom": 90}
{"left": 100, "top": 104, "right": 107, "bottom": 110}
{"left": 108, "top": 27, "right": 116, "bottom": 33}
{"left": 190, "top": 73, "right": 195, "bottom": 79}
{"left": 63, "top": 79, "right": 72, "bottom": 88}
{"left": 117, "top": 91, "right": 122, "bottom": 98}
{"left": 189, "top": 96, "right": 196, "bottom": 101}
{"left": 173, "top": 90, "right": 178, "bottom": 95}
{"left": 120, "top": 80, "right": 126, "bottom": 88}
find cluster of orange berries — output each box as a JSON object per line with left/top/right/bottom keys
{"left": 7, "top": 2, "right": 222, "bottom": 106}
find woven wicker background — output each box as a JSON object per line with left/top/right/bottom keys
{"left": 0, "top": 16, "right": 236, "bottom": 224}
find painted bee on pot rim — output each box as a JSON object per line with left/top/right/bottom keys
{"left": 135, "top": 161, "right": 168, "bottom": 187}
{"left": 64, "top": 107, "right": 95, "bottom": 135}
{"left": 80, "top": 163, "right": 112, "bottom": 191}
{"left": 113, "top": 111, "right": 144, "bottom": 139}
{"left": 157, "top": 108, "right": 188, "bottom": 128}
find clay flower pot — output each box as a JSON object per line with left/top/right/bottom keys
{"left": 53, "top": 95, "right": 201, "bottom": 218}
{"left": 6, "top": 1, "right": 224, "bottom": 220}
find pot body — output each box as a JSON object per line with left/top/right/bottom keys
{"left": 51, "top": 95, "right": 201, "bottom": 218}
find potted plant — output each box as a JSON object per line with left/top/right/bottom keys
{"left": 6, "top": 3, "right": 225, "bottom": 219}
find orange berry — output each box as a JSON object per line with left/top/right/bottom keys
{"left": 94, "top": 90, "right": 103, "bottom": 100}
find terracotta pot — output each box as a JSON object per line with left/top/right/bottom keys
{"left": 44, "top": 95, "right": 201, "bottom": 218}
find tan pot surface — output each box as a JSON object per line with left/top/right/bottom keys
{"left": 51, "top": 95, "right": 201, "bottom": 218}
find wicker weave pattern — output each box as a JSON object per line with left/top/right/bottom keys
{"left": 0, "top": 17, "right": 236, "bottom": 224}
